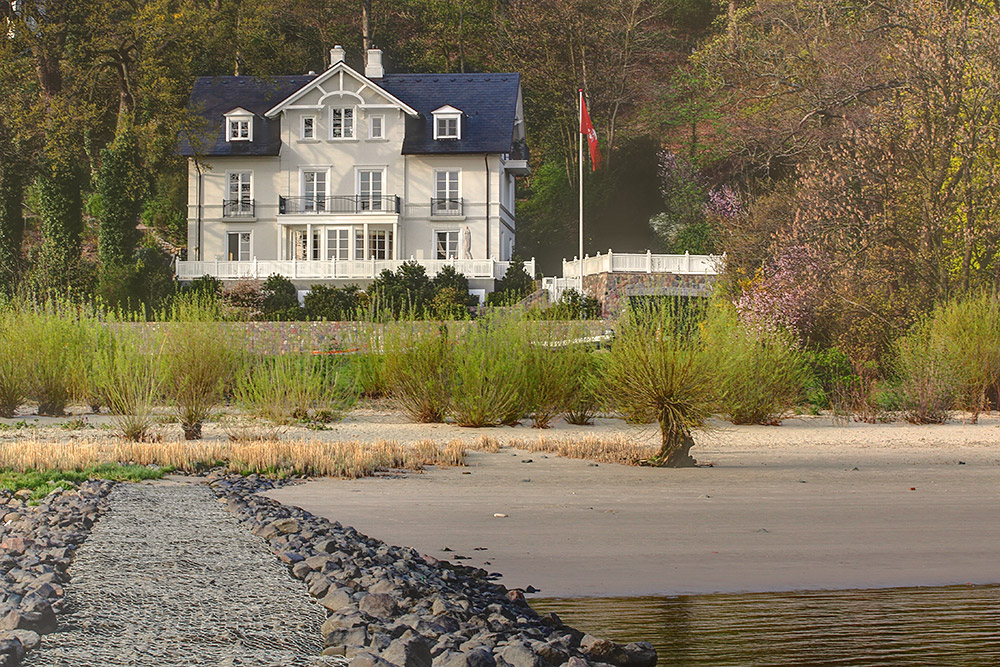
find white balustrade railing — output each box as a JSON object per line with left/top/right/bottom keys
{"left": 175, "top": 257, "right": 535, "bottom": 282}
{"left": 562, "top": 251, "right": 723, "bottom": 278}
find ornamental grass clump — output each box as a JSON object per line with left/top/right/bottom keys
{"left": 896, "top": 318, "right": 953, "bottom": 424}
{"left": 22, "top": 300, "right": 96, "bottom": 416}
{"left": 602, "top": 299, "right": 714, "bottom": 467}
{"left": 450, "top": 313, "right": 527, "bottom": 427}
{"left": 161, "top": 296, "right": 243, "bottom": 439}
{"left": 382, "top": 322, "right": 453, "bottom": 423}
{"left": 564, "top": 351, "right": 602, "bottom": 426}
{"left": 705, "top": 302, "right": 808, "bottom": 425}
{"left": 0, "top": 310, "right": 28, "bottom": 417}
{"left": 923, "top": 292, "right": 1000, "bottom": 422}
{"left": 522, "top": 323, "right": 591, "bottom": 428}
{"left": 90, "top": 328, "right": 162, "bottom": 441}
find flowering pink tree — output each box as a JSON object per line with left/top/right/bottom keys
{"left": 734, "top": 245, "right": 822, "bottom": 340}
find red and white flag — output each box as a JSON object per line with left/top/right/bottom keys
{"left": 580, "top": 92, "right": 602, "bottom": 171}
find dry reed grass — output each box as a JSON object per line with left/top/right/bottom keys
{"left": 506, "top": 435, "right": 659, "bottom": 466}
{"left": 0, "top": 438, "right": 470, "bottom": 479}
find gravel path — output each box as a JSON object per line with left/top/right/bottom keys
{"left": 28, "top": 481, "right": 327, "bottom": 666}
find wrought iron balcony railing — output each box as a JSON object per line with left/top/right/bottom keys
{"left": 431, "top": 197, "right": 463, "bottom": 216}
{"left": 222, "top": 199, "right": 255, "bottom": 218}
{"left": 278, "top": 195, "right": 400, "bottom": 215}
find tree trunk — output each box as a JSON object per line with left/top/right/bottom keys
{"left": 0, "top": 159, "right": 25, "bottom": 290}
{"left": 362, "top": 0, "right": 372, "bottom": 53}
{"left": 654, "top": 422, "right": 698, "bottom": 467}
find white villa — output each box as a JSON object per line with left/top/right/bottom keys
{"left": 176, "top": 46, "right": 532, "bottom": 295}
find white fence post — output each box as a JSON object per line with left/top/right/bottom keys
{"left": 685, "top": 250, "right": 691, "bottom": 273}
{"left": 607, "top": 248, "right": 614, "bottom": 273}
{"left": 646, "top": 249, "right": 652, "bottom": 274}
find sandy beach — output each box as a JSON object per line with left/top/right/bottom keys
{"left": 267, "top": 413, "right": 1000, "bottom": 598}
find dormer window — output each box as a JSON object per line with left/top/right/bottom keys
{"left": 432, "top": 105, "right": 462, "bottom": 140}
{"left": 330, "top": 107, "right": 355, "bottom": 139}
{"left": 224, "top": 108, "right": 254, "bottom": 142}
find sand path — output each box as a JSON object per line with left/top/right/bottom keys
{"left": 268, "top": 417, "right": 1000, "bottom": 598}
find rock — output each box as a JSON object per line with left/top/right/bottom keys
{"left": 0, "top": 606, "right": 56, "bottom": 635}
{"left": 534, "top": 641, "right": 569, "bottom": 666}
{"left": 320, "top": 588, "right": 355, "bottom": 612}
{"left": 497, "top": 640, "right": 544, "bottom": 667}
{"left": 2, "top": 514, "right": 21, "bottom": 524}
{"left": 359, "top": 593, "right": 400, "bottom": 620}
{"left": 291, "top": 561, "right": 312, "bottom": 579}
{"left": 325, "top": 625, "right": 370, "bottom": 648}
{"left": 436, "top": 648, "right": 497, "bottom": 667}
{"left": 0, "top": 630, "right": 39, "bottom": 651}
{"left": 308, "top": 575, "right": 332, "bottom": 598}
{"left": 622, "top": 643, "right": 656, "bottom": 667}
{"left": 565, "top": 658, "right": 590, "bottom": 667}
{"left": 350, "top": 652, "right": 396, "bottom": 667}
{"left": 579, "top": 637, "right": 626, "bottom": 666}
{"left": 383, "top": 635, "right": 433, "bottom": 667}
{"left": 278, "top": 551, "right": 304, "bottom": 564}
{"left": 0, "top": 638, "right": 25, "bottom": 667}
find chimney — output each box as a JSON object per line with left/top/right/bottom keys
{"left": 365, "top": 48, "right": 384, "bottom": 78}
{"left": 329, "top": 45, "right": 345, "bottom": 68}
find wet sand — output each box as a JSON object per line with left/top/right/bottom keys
{"left": 268, "top": 416, "right": 1000, "bottom": 597}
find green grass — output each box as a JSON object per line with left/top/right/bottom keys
{"left": 0, "top": 463, "right": 167, "bottom": 500}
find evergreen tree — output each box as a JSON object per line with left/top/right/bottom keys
{"left": 97, "top": 127, "right": 144, "bottom": 268}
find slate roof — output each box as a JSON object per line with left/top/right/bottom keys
{"left": 178, "top": 76, "right": 317, "bottom": 157}
{"left": 378, "top": 73, "right": 521, "bottom": 155}
{"left": 179, "top": 72, "right": 524, "bottom": 158}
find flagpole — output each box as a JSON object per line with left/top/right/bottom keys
{"left": 578, "top": 88, "right": 584, "bottom": 293}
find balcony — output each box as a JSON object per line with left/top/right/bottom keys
{"left": 176, "top": 258, "right": 536, "bottom": 282}
{"left": 430, "top": 197, "right": 463, "bottom": 216}
{"left": 278, "top": 195, "right": 400, "bottom": 215}
{"left": 223, "top": 199, "right": 255, "bottom": 218}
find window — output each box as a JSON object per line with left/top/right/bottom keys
{"left": 226, "top": 232, "right": 251, "bottom": 261}
{"left": 358, "top": 169, "right": 384, "bottom": 211}
{"left": 330, "top": 107, "right": 354, "bottom": 139}
{"left": 433, "top": 170, "right": 460, "bottom": 214}
{"left": 355, "top": 229, "right": 365, "bottom": 260}
{"left": 302, "top": 116, "right": 315, "bottom": 140}
{"left": 435, "top": 116, "right": 459, "bottom": 140}
{"left": 436, "top": 230, "right": 459, "bottom": 260}
{"left": 228, "top": 118, "right": 251, "bottom": 141}
{"left": 303, "top": 170, "right": 327, "bottom": 212}
{"left": 369, "top": 115, "right": 384, "bottom": 139}
{"left": 326, "top": 228, "right": 350, "bottom": 261}
{"left": 226, "top": 172, "right": 252, "bottom": 216}
{"left": 311, "top": 230, "right": 321, "bottom": 260}
{"left": 369, "top": 230, "right": 392, "bottom": 260}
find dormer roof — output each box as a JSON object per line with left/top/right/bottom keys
{"left": 264, "top": 62, "right": 418, "bottom": 118}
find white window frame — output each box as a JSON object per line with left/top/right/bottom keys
{"left": 368, "top": 114, "right": 384, "bottom": 140}
{"left": 300, "top": 168, "right": 330, "bottom": 213}
{"left": 225, "top": 109, "right": 254, "bottom": 142}
{"left": 226, "top": 171, "right": 253, "bottom": 217}
{"left": 354, "top": 229, "right": 365, "bottom": 260}
{"left": 369, "top": 229, "right": 392, "bottom": 260}
{"left": 326, "top": 228, "right": 350, "bottom": 261}
{"left": 434, "top": 114, "right": 461, "bottom": 140}
{"left": 301, "top": 115, "right": 316, "bottom": 140}
{"left": 329, "top": 106, "right": 355, "bottom": 139}
{"left": 433, "top": 169, "right": 461, "bottom": 214}
{"left": 356, "top": 167, "right": 386, "bottom": 212}
{"left": 226, "top": 231, "right": 252, "bottom": 261}
{"left": 435, "top": 229, "right": 459, "bottom": 260}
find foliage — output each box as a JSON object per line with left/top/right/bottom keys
{"left": 382, "top": 323, "right": 453, "bottom": 423}
{"left": 0, "top": 463, "right": 164, "bottom": 499}
{"left": 450, "top": 314, "right": 527, "bottom": 427}
{"left": 487, "top": 258, "right": 534, "bottom": 305}
{"left": 160, "top": 297, "right": 242, "bottom": 439}
{"left": 304, "top": 284, "right": 360, "bottom": 321}
{"left": 896, "top": 320, "right": 952, "bottom": 425}
{"left": 523, "top": 331, "right": 590, "bottom": 429}
{"left": 545, "top": 289, "right": 602, "bottom": 320}
{"left": 564, "top": 350, "right": 601, "bottom": 426}
{"left": 261, "top": 274, "right": 302, "bottom": 320}
{"left": 703, "top": 302, "right": 807, "bottom": 425}
{"left": 368, "top": 262, "right": 435, "bottom": 317}
{"left": 0, "top": 310, "right": 27, "bottom": 417}
{"left": 90, "top": 328, "right": 162, "bottom": 441}
{"left": 602, "top": 299, "right": 713, "bottom": 466}
{"left": 223, "top": 279, "right": 264, "bottom": 320}
{"left": 97, "top": 127, "right": 144, "bottom": 268}
{"left": 21, "top": 300, "right": 96, "bottom": 416}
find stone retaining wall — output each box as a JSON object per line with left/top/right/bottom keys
{"left": 583, "top": 272, "right": 715, "bottom": 318}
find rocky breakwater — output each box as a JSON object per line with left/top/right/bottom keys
{"left": 0, "top": 481, "right": 114, "bottom": 667}
{"left": 209, "top": 474, "right": 657, "bottom": 667}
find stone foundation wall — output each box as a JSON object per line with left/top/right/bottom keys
{"left": 583, "top": 272, "right": 715, "bottom": 318}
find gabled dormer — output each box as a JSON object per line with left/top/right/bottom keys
{"left": 224, "top": 107, "right": 254, "bottom": 142}
{"left": 432, "top": 105, "right": 462, "bottom": 140}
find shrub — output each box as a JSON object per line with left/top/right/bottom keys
{"left": 382, "top": 323, "right": 453, "bottom": 422}
{"left": 184, "top": 275, "right": 223, "bottom": 299}
{"left": 261, "top": 274, "right": 302, "bottom": 320}
{"left": 564, "top": 349, "right": 602, "bottom": 425}
{"left": 544, "top": 289, "right": 602, "bottom": 320}
{"left": 704, "top": 303, "right": 807, "bottom": 425}
{"left": 897, "top": 319, "right": 952, "bottom": 424}
{"left": 450, "top": 314, "right": 527, "bottom": 427}
{"left": 523, "top": 324, "right": 592, "bottom": 428}
{"left": 0, "top": 311, "right": 28, "bottom": 417}
{"left": 222, "top": 279, "right": 264, "bottom": 320}
{"left": 161, "top": 300, "right": 242, "bottom": 439}
{"left": 803, "top": 347, "right": 855, "bottom": 410}
{"left": 487, "top": 257, "right": 534, "bottom": 305}
{"left": 429, "top": 287, "right": 471, "bottom": 320}
{"left": 369, "top": 262, "right": 435, "bottom": 317}
{"left": 926, "top": 293, "right": 1000, "bottom": 422}
{"left": 22, "top": 301, "right": 94, "bottom": 416}
{"left": 602, "top": 300, "right": 714, "bottom": 466}
{"left": 304, "top": 284, "right": 361, "bottom": 321}
{"left": 91, "top": 328, "right": 162, "bottom": 441}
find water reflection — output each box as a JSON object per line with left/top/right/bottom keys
{"left": 531, "top": 585, "right": 1000, "bottom": 666}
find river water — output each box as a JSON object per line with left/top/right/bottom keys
{"left": 531, "top": 585, "right": 1000, "bottom": 665}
